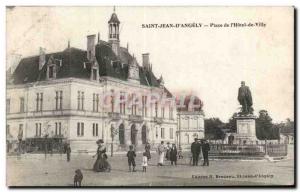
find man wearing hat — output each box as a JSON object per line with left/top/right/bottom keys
{"left": 191, "top": 138, "right": 201, "bottom": 166}
{"left": 201, "top": 139, "right": 210, "bottom": 166}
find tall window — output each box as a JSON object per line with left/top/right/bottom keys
{"left": 35, "top": 123, "right": 41, "bottom": 137}
{"left": 6, "top": 125, "right": 10, "bottom": 135}
{"left": 155, "top": 101, "right": 158, "bottom": 118}
{"left": 20, "top": 97, "right": 25, "bottom": 113}
{"left": 130, "top": 94, "right": 138, "bottom": 115}
{"left": 6, "top": 99, "right": 10, "bottom": 114}
{"left": 55, "top": 91, "right": 63, "bottom": 110}
{"left": 36, "top": 93, "right": 43, "bottom": 111}
{"left": 93, "top": 123, "right": 98, "bottom": 137}
{"left": 93, "top": 93, "right": 99, "bottom": 112}
{"left": 81, "top": 92, "right": 84, "bottom": 110}
{"left": 142, "top": 96, "right": 147, "bottom": 117}
{"left": 120, "top": 92, "right": 126, "bottom": 114}
{"left": 77, "top": 122, "right": 84, "bottom": 137}
{"left": 169, "top": 107, "right": 174, "bottom": 119}
{"left": 161, "top": 107, "right": 165, "bottom": 118}
{"left": 77, "top": 91, "right": 84, "bottom": 110}
{"left": 161, "top": 127, "right": 165, "bottom": 139}
{"left": 170, "top": 128, "right": 174, "bottom": 139}
{"left": 55, "top": 122, "right": 62, "bottom": 136}
{"left": 111, "top": 95, "right": 115, "bottom": 113}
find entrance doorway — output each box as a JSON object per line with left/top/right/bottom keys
{"left": 142, "top": 125, "right": 147, "bottom": 144}
{"left": 131, "top": 124, "right": 137, "bottom": 145}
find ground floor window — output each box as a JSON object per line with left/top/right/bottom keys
{"left": 93, "top": 123, "right": 98, "bottom": 137}
{"left": 170, "top": 128, "right": 174, "bottom": 139}
{"left": 35, "top": 123, "right": 41, "bottom": 137}
{"left": 161, "top": 127, "right": 165, "bottom": 139}
{"left": 77, "top": 122, "right": 84, "bottom": 136}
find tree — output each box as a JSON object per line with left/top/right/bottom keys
{"left": 225, "top": 113, "right": 238, "bottom": 133}
{"left": 204, "top": 118, "right": 226, "bottom": 140}
{"left": 256, "top": 110, "right": 279, "bottom": 140}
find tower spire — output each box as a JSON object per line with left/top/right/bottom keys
{"left": 68, "top": 39, "right": 70, "bottom": 48}
{"left": 113, "top": 6, "right": 116, "bottom": 13}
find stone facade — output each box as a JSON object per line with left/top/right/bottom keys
{"left": 6, "top": 10, "right": 177, "bottom": 153}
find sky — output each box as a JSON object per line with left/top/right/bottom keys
{"left": 6, "top": 6, "right": 294, "bottom": 123}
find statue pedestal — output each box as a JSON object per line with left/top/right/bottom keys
{"left": 230, "top": 115, "right": 257, "bottom": 145}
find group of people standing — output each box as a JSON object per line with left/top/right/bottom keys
{"left": 68, "top": 138, "right": 209, "bottom": 173}
{"left": 191, "top": 138, "right": 210, "bottom": 166}
{"left": 157, "top": 141, "right": 178, "bottom": 166}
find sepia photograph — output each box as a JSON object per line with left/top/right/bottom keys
{"left": 5, "top": 6, "right": 295, "bottom": 187}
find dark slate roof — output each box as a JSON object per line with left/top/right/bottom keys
{"left": 176, "top": 95, "right": 203, "bottom": 111}
{"left": 12, "top": 48, "right": 90, "bottom": 84}
{"left": 108, "top": 13, "right": 120, "bottom": 24}
{"left": 11, "top": 40, "right": 166, "bottom": 91}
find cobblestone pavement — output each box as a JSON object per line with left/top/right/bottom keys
{"left": 7, "top": 152, "right": 294, "bottom": 187}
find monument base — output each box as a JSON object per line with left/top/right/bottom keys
{"left": 227, "top": 114, "right": 258, "bottom": 145}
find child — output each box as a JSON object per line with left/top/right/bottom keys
{"left": 127, "top": 145, "right": 136, "bottom": 172}
{"left": 178, "top": 146, "right": 183, "bottom": 159}
{"left": 142, "top": 152, "right": 148, "bottom": 172}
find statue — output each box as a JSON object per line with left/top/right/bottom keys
{"left": 238, "top": 81, "right": 253, "bottom": 114}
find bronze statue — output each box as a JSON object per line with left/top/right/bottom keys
{"left": 238, "top": 81, "right": 253, "bottom": 114}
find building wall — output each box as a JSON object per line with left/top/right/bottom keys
{"left": 7, "top": 77, "right": 177, "bottom": 152}
{"left": 177, "top": 111, "right": 205, "bottom": 148}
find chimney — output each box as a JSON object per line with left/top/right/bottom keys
{"left": 87, "top": 34, "right": 96, "bottom": 61}
{"left": 142, "top": 53, "right": 150, "bottom": 69}
{"left": 7, "top": 53, "right": 22, "bottom": 75}
{"left": 39, "top": 47, "right": 46, "bottom": 70}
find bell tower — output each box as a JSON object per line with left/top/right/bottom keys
{"left": 108, "top": 7, "right": 120, "bottom": 56}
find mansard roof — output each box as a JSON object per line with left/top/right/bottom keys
{"left": 11, "top": 40, "right": 165, "bottom": 90}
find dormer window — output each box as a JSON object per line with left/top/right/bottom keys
{"left": 47, "top": 64, "right": 56, "bottom": 79}
{"left": 49, "top": 66, "right": 54, "bottom": 78}
{"left": 92, "top": 68, "right": 97, "bottom": 80}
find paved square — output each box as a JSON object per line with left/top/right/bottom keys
{"left": 7, "top": 152, "right": 294, "bottom": 186}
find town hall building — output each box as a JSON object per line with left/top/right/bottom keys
{"left": 6, "top": 10, "right": 177, "bottom": 153}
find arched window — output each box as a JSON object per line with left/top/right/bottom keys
{"left": 142, "top": 125, "right": 147, "bottom": 144}
{"left": 119, "top": 124, "right": 125, "bottom": 145}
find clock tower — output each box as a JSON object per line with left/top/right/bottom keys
{"left": 128, "top": 55, "right": 140, "bottom": 84}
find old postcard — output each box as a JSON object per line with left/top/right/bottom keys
{"left": 6, "top": 6, "right": 294, "bottom": 187}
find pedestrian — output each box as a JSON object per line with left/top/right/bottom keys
{"left": 191, "top": 138, "right": 200, "bottom": 166}
{"left": 201, "top": 140, "right": 210, "bottom": 166}
{"left": 170, "top": 144, "right": 177, "bottom": 166}
{"left": 157, "top": 141, "right": 165, "bottom": 166}
{"left": 165, "top": 142, "right": 171, "bottom": 160}
{"left": 66, "top": 143, "right": 71, "bottom": 162}
{"left": 127, "top": 145, "right": 136, "bottom": 172}
{"left": 142, "top": 152, "right": 148, "bottom": 172}
{"left": 145, "top": 142, "right": 151, "bottom": 160}
{"left": 93, "top": 139, "right": 111, "bottom": 172}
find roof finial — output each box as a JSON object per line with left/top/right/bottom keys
{"left": 68, "top": 39, "right": 70, "bottom": 48}
{"left": 97, "top": 32, "right": 100, "bottom": 43}
{"left": 127, "top": 42, "right": 129, "bottom": 50}
{"left": 113, "top": 6, "right": 116, "bottom": 13}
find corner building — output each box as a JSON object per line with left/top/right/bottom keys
{"left": 6, "top": 11, "right": 177, "bottom": 153}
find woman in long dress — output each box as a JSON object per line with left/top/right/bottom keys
{"left": 93, "top": 139, "right": 111, "bottom": 172}
{"left": 157, "top": 141, "right": 165, "bottom": 166}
